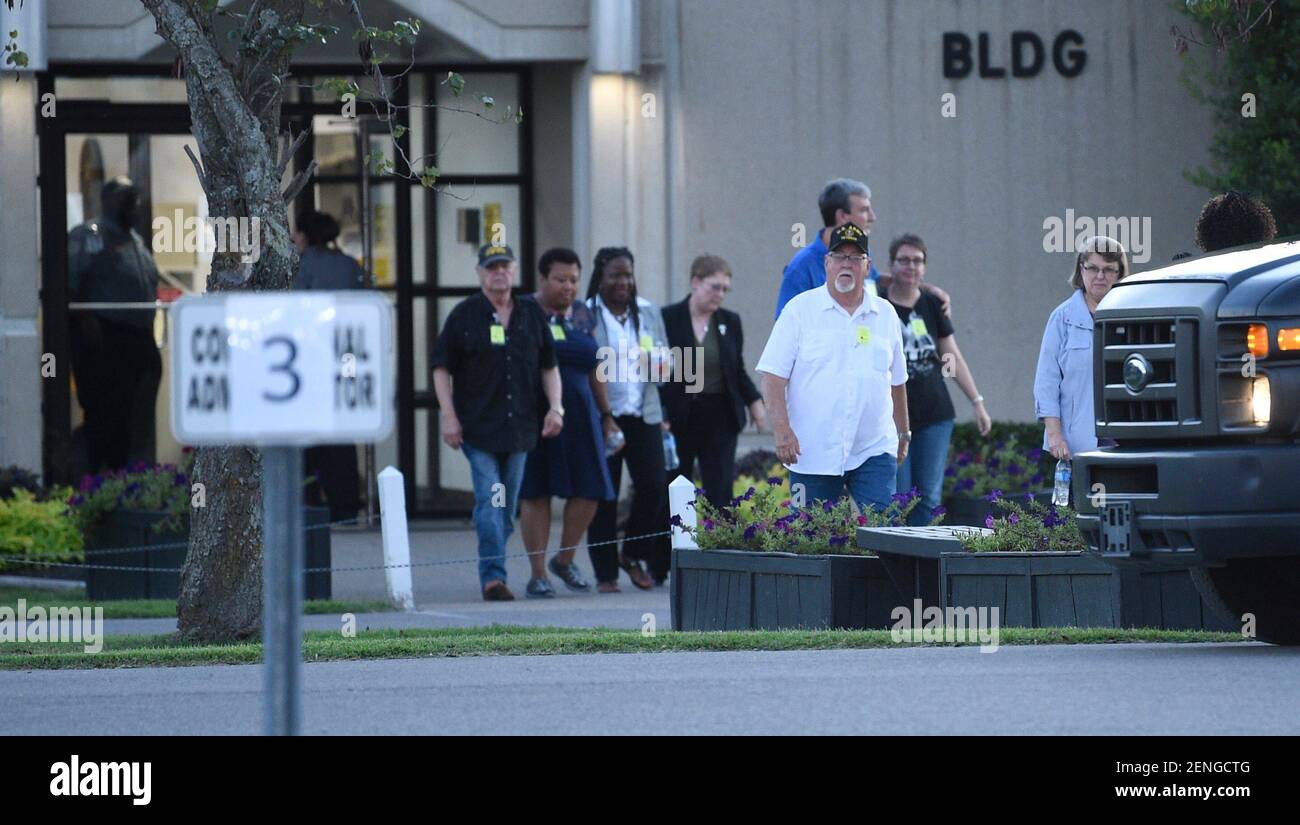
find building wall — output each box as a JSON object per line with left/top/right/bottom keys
{"left": 0, "top": 77, "right": 43, "bottom": 476}
{"left": 669, "top": 0, "right": 1217, "bottom": 425}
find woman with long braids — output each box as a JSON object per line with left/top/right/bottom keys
{"left": 584, "top": 247, "right": 674, "bottom": 590}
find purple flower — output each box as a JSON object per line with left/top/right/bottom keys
{"left": 743, "top": 486, "right": 757, "bottom": 501}
{"left": 766, "top": 476, "right": 783, "bottom": 486}
{"left": 956, "top": 452, "right": 974, "bottom": 467}
{"left": 801, "top": 511, "right": 813, "bottom": 523}
{"left": 984, "top": 515, "right": 995, "bottom": 529}
{"left": 1030, "top": 473, "right": 1044, "bottom": 485}
{"left": 956, "top": 478, "right": 975, "bottom": 493}
{"left": 1042, "top": 511, "right": 1062, "bottom": 529}
{"left": 730, "top": 497, "right": 742, "bottom": 507}
{"left": 703, "top": 518, "right": 716, "bottom": 531}
{"left": 944, "top": 466, "right": 956, "bottom": 478}
{"left": 670, "top": 514, "right": 684, "bottom": 527}
{"left": 985, "top": 489, "right": 1003, "bottom": 502}
{"left": 1007, "top": 463, "right": 1023, "bottom": 476}
{"left": 987, "top": 457, "right": 1002, "bottom": 471}
{"left": 695, "top": 487, "right": 707, "bottom": 497}
{"left": 803, "top": 529, "right": 816, "bottom": 539}
{"left": 1008, "top": 513, "right": 1020, "bottom": 525}
{"left": 173, "top": 473, "right": 188, "bottom": 487}
{"left": 994, "top": 439, "right": 1006, "bottom": 450}
{"left": 828, "top": 536, "right": 849, "bottom": 548}
{"left": 128, "top": 460, "right": 148, "bottom": 473}
{"left": 69, "top": 495, "right": 85, "bottom": 507}
{"left": 857, "top": 514, "right": 868, "bottom": 526}
{"left": 743, "top": 525, "right": 758, "bottom": 541}
{"left": 1026, "top": 447, "right": 1044, "bottom": 462}
{"left": 930, "top": 505, "right": 946, "bottom": 519}
{"left": 821, "top": 499, "right": 835, "bottom": 513}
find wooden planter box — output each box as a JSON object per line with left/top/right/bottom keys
{"left": 670, "top": 547, "right": 904, "bottom": 631}
{"left": 857, "top": 526, "right": 1233, "bottom": 631}
{"left": 85, "top": 506, "right": 332, "bottom": 601}
{"left": 943, "top": 491, "right": 1053, "bottom": 527}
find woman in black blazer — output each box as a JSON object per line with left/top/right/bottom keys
{"left": 660, "top": 255, "right": 766, "bottom": 508}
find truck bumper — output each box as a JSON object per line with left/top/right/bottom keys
{"left": 1073, "top": 444, "right": 1300, "bottom": 567}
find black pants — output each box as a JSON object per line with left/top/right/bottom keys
{"left": 70, "top": 317, "right": 161, "bottom": 474}
{"left": 675, "top": 394, "right": 740, "bottom": 510}
{"left": 306, "top": 445, "right": 361, "bottom": 522}
{"left": 588, "top": 415, "right": 671, "bottom": 583}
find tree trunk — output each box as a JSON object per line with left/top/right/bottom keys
{"left": 142, "top": 0, "right": 305, "bottom": 641}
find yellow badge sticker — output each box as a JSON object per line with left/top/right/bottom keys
{"left": 856, "top": 326, "right": 871, "bottom": 346}
{"left": 640, "top": 334, "right": 654, "bottom": 352}
{"left": 911, "top": 317, "right": 929, "bottom": 337}
{"left": 490, "top": 324, "right": 506, "bottom": 345}
{"left": 550, "top": 324, "right": 566, "bottom": 341}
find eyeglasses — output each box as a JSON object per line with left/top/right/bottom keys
{"left": 826, "top": 253, "right": 869, "bottom": 265}
{"left": 893, "top": 256, "right": 925, "bottom": 266}
{"left": 1081, "top": 263, "right": 1121, "bottom": 277}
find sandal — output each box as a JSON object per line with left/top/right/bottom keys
{"left": 619, "top": 553, "right": 654, "bottom": 591}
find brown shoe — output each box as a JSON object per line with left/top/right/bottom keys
{"left": 597, "top": 581, "right": 621, "bottom": 594}
{"left": 619, "top": 554, "right": 654, "bottom": 590}
{"left": 482, "top": 581, "right": 515, "bottom": 601}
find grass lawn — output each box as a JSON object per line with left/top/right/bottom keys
{"left": 0, "top": 625, "right": 1247, "bottom": 671}
{"left": 0, "top": 586, "right": 393, "bottom": 620}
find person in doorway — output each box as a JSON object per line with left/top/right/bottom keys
{"left": 293, "top": 209, "right": 366, "bottom": 523}
{"left": 517, "top": 248, "right": 617, "bottom": 598}
{"left": 67, "top": 177, "right": 162, "bottom": 474}
{"left": 432, "top": 243, "right": 563, "bottom": 601}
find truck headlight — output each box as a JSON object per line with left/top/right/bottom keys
{"left": 1252, "top": 377, "right": 1271, "bottom": 425}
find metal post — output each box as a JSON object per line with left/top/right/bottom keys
{"left": 262, "top": 446, "right": 304, "bottom": 736}
{"left": 360, "top": 116, "right": 378, "bottom": 527}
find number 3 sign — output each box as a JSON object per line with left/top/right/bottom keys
{"left": 170, "top": 292, "right": 394, "bottom": 445}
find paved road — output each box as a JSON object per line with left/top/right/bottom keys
{"left": 4, "top": 642, "right": 1296, "bottom": 735}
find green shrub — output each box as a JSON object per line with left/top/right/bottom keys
{"left": 0, "top": 488, "right": 84, "bottom": 565}
{"left": 944, "top": 434, "right": 1055, "bottom": 500}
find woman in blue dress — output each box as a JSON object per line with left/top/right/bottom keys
{"left": 518, "top": 248, "right": 619, "bottom": 598}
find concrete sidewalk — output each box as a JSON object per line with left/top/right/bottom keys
{"left": 100, "top": 519, "right": 673, "bottom": 636}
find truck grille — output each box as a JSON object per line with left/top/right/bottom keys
{"left": 1097, "top": 318, "right": 1199, "bottom": 430}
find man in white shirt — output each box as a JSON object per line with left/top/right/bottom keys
{"left": 756, "top": 222, "right": 911, "bottom": 511}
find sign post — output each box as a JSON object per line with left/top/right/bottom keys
{"left": 170, "top": 291, "right": 393, "bottom": 736}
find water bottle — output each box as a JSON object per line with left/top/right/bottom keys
{"left": 605, "top": 429, "right": 625, "bottom": 457}
{"left": 663, "top": 431, "right": 680, "bottom": 471}
{"left": 1052, "top": 459, "right": 1072, "bottom": 507}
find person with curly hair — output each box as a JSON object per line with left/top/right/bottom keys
{"left": 1194, "top": 191, "right": 1277, "bottom": 253}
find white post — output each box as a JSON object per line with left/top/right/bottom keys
{"left": 377, "top": 466, "right": 415, "bottom": 611}
{"left": 668, "top": 474, "right": 698, "bottom": 550}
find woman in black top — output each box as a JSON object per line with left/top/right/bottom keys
{"left": 660, "top": 255, "right": 766, "bottom": 509}
{"left": 885, "top": 234, "right": 990, "bottom": 525}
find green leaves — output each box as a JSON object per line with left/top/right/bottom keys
{"left": 419, "top": 167, "right": 440, "bottom": 188}
{"left": 446, "top": 71, "right": 465, "bottom": 96}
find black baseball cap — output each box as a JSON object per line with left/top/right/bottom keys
{"left": 827, "top": 222, "right": 869, "bottom": 255}
{"left": 478, "top": 243, "right": 516, "bottom": 267}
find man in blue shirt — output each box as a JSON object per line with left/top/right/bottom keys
{"left": 775, "top": 178, "right": 951, "bottom": 319}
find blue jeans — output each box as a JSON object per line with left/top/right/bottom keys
{"left": 789, "top": 452, "right": 897, "bottom": 513}
{"left": 896, "top": 418, "right": 955, "bottom": 526}
{"left": 462, "top": 443, "right": 527, "bottom": 589}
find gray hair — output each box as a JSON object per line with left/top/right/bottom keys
{"left": 818, "top": 178, "right": 872, "bottom": 227}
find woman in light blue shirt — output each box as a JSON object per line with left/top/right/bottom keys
{"left": 1034, "top": 236, "right": 1130, "bottom": 459}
